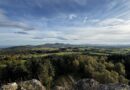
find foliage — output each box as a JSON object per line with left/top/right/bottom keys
{"left": 0, "top": 47, "right": 130, "bottom": 88}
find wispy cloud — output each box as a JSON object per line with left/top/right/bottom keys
{"left": 83, "top": 16, "right": 88, "bottom": 23}
{"left": 30, "top": 18, "right": 130, "bottom": 44}
{"left": 0, "top": 21, "right": 35, "bottom": 31}
{"left": 0, "top": 9, "right": 35, "bottom": 31}
{"left": 68, "top": 14, "right": 77, "bottom": 20}
{"left": 0, "top": 0, "right": 130, "bottom": 45}
{"left": 15, "top": 31, "right": 29, "bottom": 35}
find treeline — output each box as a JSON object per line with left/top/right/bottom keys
{"left": 0, "top": 49, "right": 60, "bottom": 55}
{"left": 0, "top": 47, "right": 82, "bottom": 55}
{"left": 0, "top": 54, "right": 130, "bottom": 89}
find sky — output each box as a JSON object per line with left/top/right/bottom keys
{"left": 0, "top": 0, "right": 130, "bottom": 46}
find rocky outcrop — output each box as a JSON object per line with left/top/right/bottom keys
{"left": 73, "top": 79, "right": 99, "bottom": 90}
{"left": 73, "top": 79, "right": 130, "bottom": 90}
{"left": 0, "top": 79, "right": 130, "bottom": 90}
{"left": 1, "top": 82, "right": 18, "bottom": 90}
{"left": 0, "top": 79, "right": 46, "bottom": 90}
{"left": 52, "top": 79, "right": 130, "bottom": 90}
{"left": 18, "top": 79, "right": 46, "bottom": 90}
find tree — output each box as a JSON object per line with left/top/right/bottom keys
{"left": 119, "top": 75, "right": 129, "bottom": 84}
{"left": 38, "top": 60, "right": 55, "bottom": 90}
{"left": 26, "top": 58, "right": 41, "bottom": 79}
{"left": 115, "top": 63, "right": 125, "bottom": 75}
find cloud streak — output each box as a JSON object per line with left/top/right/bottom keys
{"left": 0, "top": 9, "right": 35, "bottom": 31}
{"left": 15, "top": 31, "right": 29, "bottom": 35}
{"left": 31, "top": 18, "right": 130, "bottom": 44}
{"left": 0, "top": 0, "right": 130, "bottom": 45}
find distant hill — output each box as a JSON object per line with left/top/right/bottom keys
{"left": 2, "top": 43, "right": 80, "bottom": 50}
{"left": 0, "top": 45, "right": 11, "bottom": 49}
{"left": 1, "top": 43, "right": 130, "bottom": 50}
{"left": 37, "top": 43, "right": 79, "bottom": 48}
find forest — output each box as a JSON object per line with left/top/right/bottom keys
{"left": 0, "top": 45, "right": 130, "bottom": 89}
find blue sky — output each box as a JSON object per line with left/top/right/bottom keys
{"left": 0, "top": 0, "right": 130, "bottom": 46}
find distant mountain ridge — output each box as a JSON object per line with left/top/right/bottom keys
{"left": 1, "top": 43, "right": 130, "bottom": 50}
{"left": 1, "top": 43, "right": 80, "bottom": 50}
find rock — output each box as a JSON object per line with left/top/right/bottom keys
{"left": 1, "top": 79, "right": 130, "bottom": 90}
{"left": 18, "top": 79, "right": 46, "bottom": 90}
{"left": 73, "top": 79, "right": 130, "bottom": 90}
{"left": 52, "top": 86, "right": 65, "bottom": 90}
{"left": 99, "top": 84, "right": 130, "bottom": 90}
{"left": 0, "top": 79, "right": 46, "bottom": 90}
{"left": 1, "top": 82, "right": 18, "bottom": 90}
{"left": 73, "top": 79, "right": 99, "bottom": 90}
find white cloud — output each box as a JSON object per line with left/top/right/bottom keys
{"left": 98, "top": 18, "right": 125, "bottom": 26}
{"left": 83, "top": 16, "right": 88, "bottom": 23}
{"left": 1, "top": 2, "right": 130, "bottom": 45}
{"left": 68, "top": 14, "right": 77, "bottom": 20}
{"left": 26, "top": 17, "right": 130, "bottom": 45}
{"left": 1, "top": 18, "right": 130, "bottom": 45}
